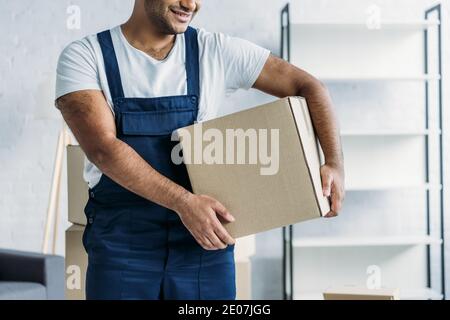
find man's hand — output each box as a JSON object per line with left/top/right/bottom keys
{"left": 320, "top": 163, "right": 345, "bottom": 218}
{"left": 174, "top": 193, "right": 236, "bottom": 251}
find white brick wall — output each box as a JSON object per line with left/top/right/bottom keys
{"left": 0, "top": 0, "right": 134, "bottom": 254}
{"left": 0, "top": 0, "right": 449, "bottom": 298}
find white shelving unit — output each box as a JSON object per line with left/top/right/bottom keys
{"left": 292, "top": 235, "right": 442, "bottom": 248}
{"left": 345, "top": 183, "right": 441, "bottom": 192}
{"left": 295, "top": 288, "right": 443, "bottom": 301}
{"left": 293, "top": 20, "right": 440, "bottom": 29}
{"left": 341, "top": 129, "right": 441, "bottom": 136}
{"left": 316, "top": 74, "right": 441, "bottom": 82}
{"left": 281, "top": 2, "right": 445, "bottom": 300}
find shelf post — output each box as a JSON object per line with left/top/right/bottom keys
{"left": 281, "top": 2, "right": 294, "bottom": 300}
{"left": 425, "top": 3, "right": 445, "bottom": 300}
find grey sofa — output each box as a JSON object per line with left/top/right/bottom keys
{"left": 0, "top": 249, "right": 64, "bottom": 300}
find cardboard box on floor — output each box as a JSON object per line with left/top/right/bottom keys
{"left": 235, "top": 259, "right": 252, "bottom": 300}
{"left": 67, "top": 145, "right": 88, "bottom": 226}
{"left": 65, "top": 224, "right": 88, "bottom": 300}
{"left": 177, "top": 97, "right": 330, "bottom": 239}
{"left": 323, "top": 287, "right": 400, "bottom": 300}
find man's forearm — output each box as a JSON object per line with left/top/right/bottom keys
{"left": 299, "top": 80, "right": 344, "bottom": 168}
{"left": 91, "top": 136, "right": 190, "bottom": 213}
{"left": 56, "top": 90, "right": 190, "bottom": 213}
{"left": 252, "top": 55, "right": 343, "bottom": 167}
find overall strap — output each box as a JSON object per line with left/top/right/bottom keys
{"left": 184, "top": 27, "right": 200, "bottom": 97}
{"left": 97, "top": 30, "right": 125, "bottom": 100}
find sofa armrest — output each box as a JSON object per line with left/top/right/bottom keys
{"left": 0, "top": 249, "right": 64, "bottom": 300}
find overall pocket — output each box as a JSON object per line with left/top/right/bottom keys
{"left": 119, "top": 110, "right": 196, "bottom": 136}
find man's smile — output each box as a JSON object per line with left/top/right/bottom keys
{"left": 170, "top": 8, "right": 192, "bottom": 23}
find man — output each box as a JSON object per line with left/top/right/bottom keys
{"left": 56, "top": 0, "right": 345, "bottom": 300}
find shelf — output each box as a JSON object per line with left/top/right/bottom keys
{"left": 317, "top": 74, "right": 440, "bottom": 82}
{"left": 291, "top": 20, "right": 440, "bottom": 30}
{"left": 403, "top": 288, "right": 444, "bottom": 300}
{"left": 292, "top": 235, "right": 442, "bottom": 248}
{"left": 341, "top": 129, "right": 441, "bottom": 137}
{"left": 295, "top": 288, "right": 442, "bottom": 300}
{"left": 282, "top": 4, "right": 445, "bottom": 302}
{"left": 346, "top": 183, "right": 442, "bottom": 191}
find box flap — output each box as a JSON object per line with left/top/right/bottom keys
{"left": 288, "top": 97, "right": 331, "bottom": 216}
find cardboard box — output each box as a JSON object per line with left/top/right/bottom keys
{"left": 235, "top": 259, "right": 252, "bottom": 300}
{"left": 177, "top": 97, "right": 330, "bottom": 238}
{"left": 234, "top": 235, "right": 255, "bottom": 261}
{"left": 65, "top": 224, "right": 87, "bottom": 300}
{"left": 323, "top": 287, "right": 400, "bottom": 300}
{"left": 67, "top": 145, "right": 88, "bottom": 226}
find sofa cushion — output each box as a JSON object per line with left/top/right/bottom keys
{"left": 0, "top": 282, "right": 46, "bottom": 300}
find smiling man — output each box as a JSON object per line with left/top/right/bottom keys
{"left": 55, "top": 0, "right": 345, "bottom": 300}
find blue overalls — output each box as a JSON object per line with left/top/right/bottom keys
{"left": 82, "top": 27, "right": 236, "bottom": 300}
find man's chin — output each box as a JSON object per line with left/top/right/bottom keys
{"left": 170, "top": 22, "right": 190, "bottom": 34}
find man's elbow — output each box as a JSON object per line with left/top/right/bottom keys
{"left": 84, "top": 135, "right": 118, "bottom": 170}
{"left": 299, "top": 76, "right": 329, "bottom": 97}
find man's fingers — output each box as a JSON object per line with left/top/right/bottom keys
{"left": 206, "top": 232, "right": 227, "bottom": 250}
{"left": 214, "top": 222, "right": 235, "bottom": 246}
{"left": 331, "top": 188, "right": 343, "bottom": 213}
{"left": 197, "top": 235, "right": 214, "bottom": 250}
{"left": 322, "top": 171, "right": 333, "bottom": 197}
{"left": 331, "top": 200, "right": 342, "bottom": 214}
{"left": 212, "top": 200, "right": 235, "bottom": 223}
{"left": 325, "top": 194, "right": 340, "bottom": 218}
{"left": 318, "top": 165, "right": 345, "bottom": 218}
{"left": 204, "top": 236, "right": 217, "bottom": 250}
{"left": 332, "top": 180, "right": 346, "bottom": 212}
{"left": 325, "top": 210, "right": 337, "bottom": 218}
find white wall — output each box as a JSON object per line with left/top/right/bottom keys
{"left": 0, "top": 0, "right": 448, "bottom": 299}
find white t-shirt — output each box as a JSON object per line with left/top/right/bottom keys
{"left": 56, "top": 26, "right": 270, "bottom": 188}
